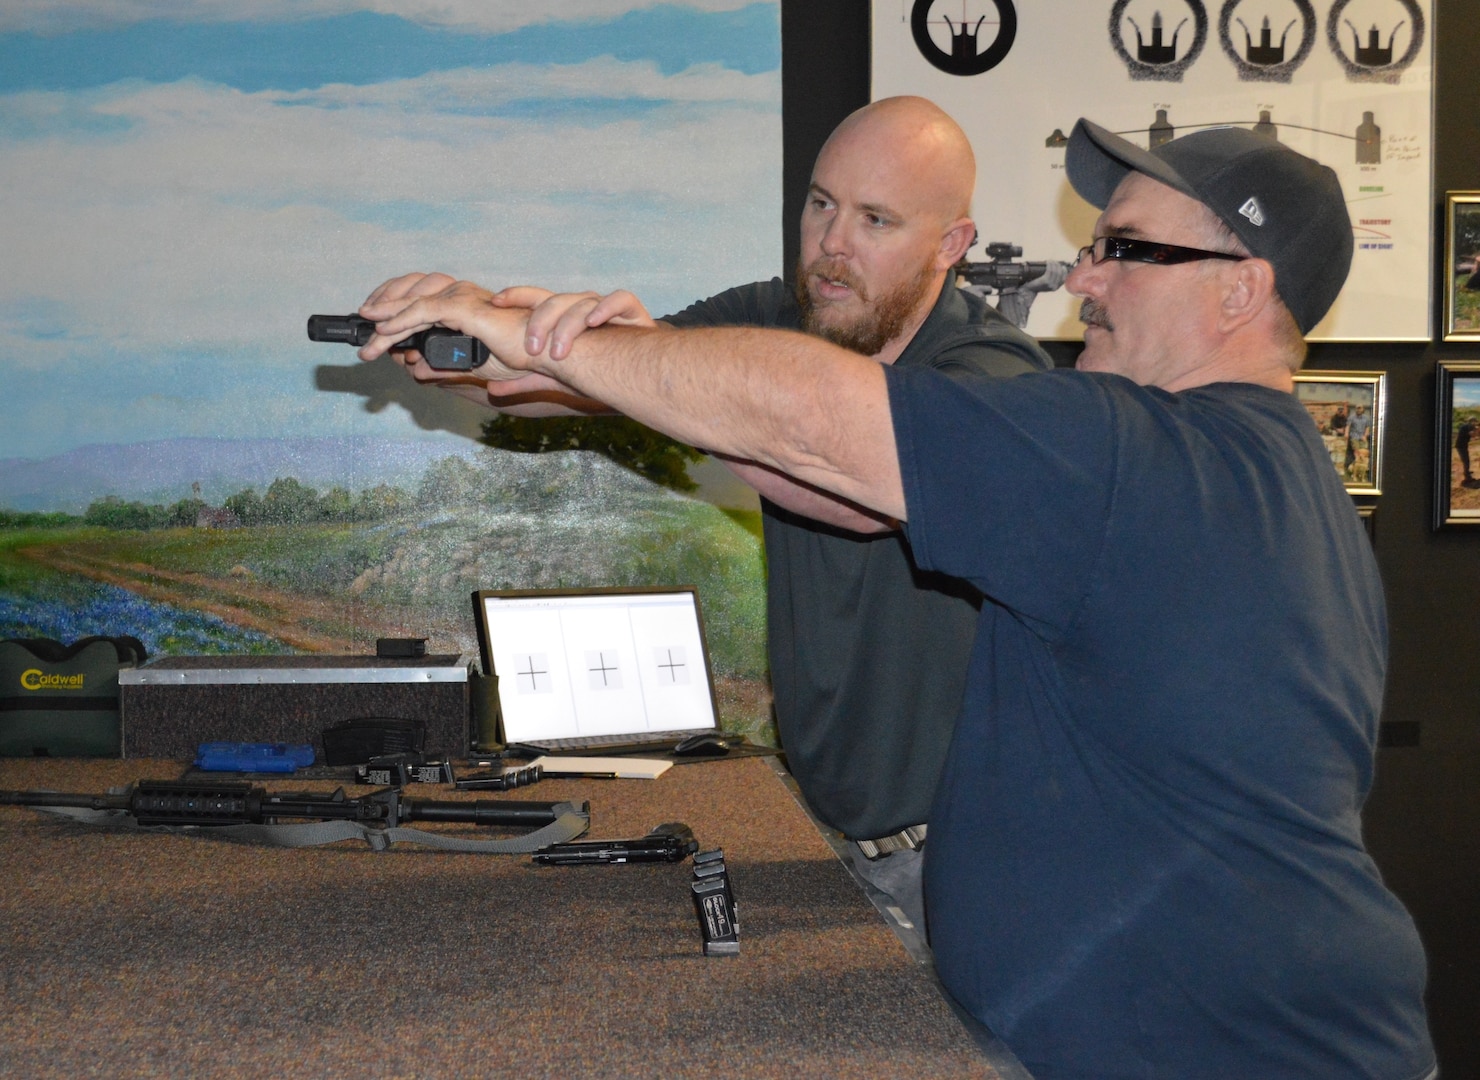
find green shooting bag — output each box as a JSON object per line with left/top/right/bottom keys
{"left": 0, "top": 636, "right": 146, "bottom": 756}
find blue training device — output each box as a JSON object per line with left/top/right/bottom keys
{"left": 194, "top": 742, "right": 316, "bottom": 773}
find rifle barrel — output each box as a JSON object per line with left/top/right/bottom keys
{"left": 403, "top": 798, "right": 565, "bottom": 827}
{"left": 0, "top": 789, "right": 122, "bottom": 811}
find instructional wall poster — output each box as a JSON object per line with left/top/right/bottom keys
{"left": 872, "top": 1, "right": 1433, "bottom": 341}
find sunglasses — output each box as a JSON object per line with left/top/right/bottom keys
{"left": 1074, "top": 235, "right": 1247, "bottom": 267}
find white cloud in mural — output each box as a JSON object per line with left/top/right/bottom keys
{"left": 0, "top": 37, "right": 780, "bottom": 456}
{"left": 2, "top": 60, "right": 777, "bottom": 323}
{"left": 0, "top": 0, "right": 762, "bottom": 34}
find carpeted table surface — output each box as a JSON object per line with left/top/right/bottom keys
{"left": 0, "top": 755, "right": 1002, "bottom": 1078}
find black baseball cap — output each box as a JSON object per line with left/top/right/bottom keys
{"left": 1064, "top": 119, "right": 1353, "bottom": 334}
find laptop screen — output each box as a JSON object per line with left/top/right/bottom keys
{"left": 471, "top": 587, "right": 721, "bottom": 746}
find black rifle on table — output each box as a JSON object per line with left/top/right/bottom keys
{"left": 0, "top": 779, "right": 590, "bottom": 852}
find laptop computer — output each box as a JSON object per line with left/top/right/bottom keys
{"left": 471, "top": 586, "right": 725, "bottom": 755}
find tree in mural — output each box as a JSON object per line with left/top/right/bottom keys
{"left": 479, "top": 415, "right": 704, "bottom": 493}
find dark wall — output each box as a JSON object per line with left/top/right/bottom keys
{"left": 779, "top": 4, "right": 870, "bottom": 282}
{"left": 781, "top": 3, "right": 1479, "bottom": 1072}
{"left": 1356, "top": 4, "right": 1480, "bottom": 1072}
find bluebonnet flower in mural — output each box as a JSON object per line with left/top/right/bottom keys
{"left": 0, "top": 586, "right": 282, "bottom": 655}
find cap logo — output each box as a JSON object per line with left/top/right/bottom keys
{"left": 1238, "top": 197, "right": 1266, "bottom": 227}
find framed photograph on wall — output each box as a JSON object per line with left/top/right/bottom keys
{"left": 1293, "top": 372, "right": 1386, "bottom": 497}
{"left": 1433, "top": 361, "right": 1480, "bottom": 528}
{"left": 1443, "top": 193, "right": 1480, "bottom": 341}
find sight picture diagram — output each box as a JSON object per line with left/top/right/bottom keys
{"left": 478, "top": 590, "right": 719, "bottom": 743}
{"left": 874, "top": 1, "right": 1433, "bottom": 341}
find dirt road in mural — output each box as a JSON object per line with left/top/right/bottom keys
{"left": 15, "top": 541, "right": 416, "bottom": 653}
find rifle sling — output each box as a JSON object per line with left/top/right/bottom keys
{"left": 36, "top": 800, "right": 590, "bottom": 853}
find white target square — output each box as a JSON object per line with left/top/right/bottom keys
{"left": 653, "top": 645, "right": 691, "bottom": 685}
{"left": 585, "top": 649, "right": 624, "bottom": 691}
{"left": 512, "top": 652, "right": 553, "bottom": 694}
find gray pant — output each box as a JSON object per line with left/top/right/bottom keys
{"left": 848, "top": 841, "right": 927, "bottom": 937}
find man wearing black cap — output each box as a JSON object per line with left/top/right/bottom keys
{"left": 357, "top": 118, "right": 1436, "bottom": 1079}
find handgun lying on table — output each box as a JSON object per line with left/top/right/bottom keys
{"left": 533, "top": 821, "right": 697, "bottom": 865}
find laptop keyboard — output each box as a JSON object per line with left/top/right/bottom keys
{"left": 518, "top": 729, "right": 706, "bottom": 753}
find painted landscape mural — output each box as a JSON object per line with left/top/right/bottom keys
{"left": 0, "top": 2, "right": 780, "bottom": 738}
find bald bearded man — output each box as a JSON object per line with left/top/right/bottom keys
{"left": 360, "top": 97, "right": 1050, "bottom": 933}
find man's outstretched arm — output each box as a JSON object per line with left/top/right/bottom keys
{"left": 359, "top": 280, "right": 907, "bottom": 522}
{"left": 501, "top": 287, "right": 898, "bottom": 532}
{"left": 701, "top": 456, "right": 893, "bottom": 531}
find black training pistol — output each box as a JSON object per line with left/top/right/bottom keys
{"left": 533, "top": 821, "right": 698, "bottom": 865}
{"left": 307, "top": 313, "right": 488, "bottom": 371}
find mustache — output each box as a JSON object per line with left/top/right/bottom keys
{"left": 804, "top": 258, "right": 869, "bottom": 301}
{"left": 1079, "top": 299, "right": 1113, "bottom": 331}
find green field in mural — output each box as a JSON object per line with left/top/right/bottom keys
{"left": 0, "top": 451, "right": 772, "bottom": 740}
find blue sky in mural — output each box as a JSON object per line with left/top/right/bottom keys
{"left": 0, "top": 2, "right": 781, "bottom": 460}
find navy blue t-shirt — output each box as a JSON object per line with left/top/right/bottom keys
{"left": 887, "top": 366, "right": 1434, "bottom": 1079}
{"left": 665, "top": 276, "right": 1048, "bottom": 839}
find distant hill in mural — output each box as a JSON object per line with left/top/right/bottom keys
{"left": 0, "top": 436, "right": 480, "bottom": 512}
{"left": 0, "top": 435, "right": 762, "bottom": 514}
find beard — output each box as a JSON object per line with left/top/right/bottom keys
{"left": 794, "top": 254, "right": 937, "bottom": 356}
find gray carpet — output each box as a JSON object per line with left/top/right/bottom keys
{"left": 0, "top": 755, "right": 1004, "bottom": 1078}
